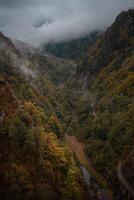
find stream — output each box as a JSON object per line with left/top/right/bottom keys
{"left": 65, "top": 133, "right": 92, "bottom": 189}
{"left": 65, "top": 133, "right": 112, "bottom": 200}
{"left": 80, "top": 165, "right": 91, "bottom": 188}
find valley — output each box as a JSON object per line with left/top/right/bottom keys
{"left": 0, "top": 8, "right": 133, "bottom": 200}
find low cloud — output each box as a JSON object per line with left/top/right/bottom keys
{"left": 0, "top": 0, "right": 133, "bottom": 46}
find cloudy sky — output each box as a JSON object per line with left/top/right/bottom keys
{"left": 0, "top": 0, "right": 133, "bottom": 46}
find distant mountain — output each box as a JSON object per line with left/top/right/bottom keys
{"left": 43, "top": 31, "right": 100, "bottom": 61}
{"left": 0, "top": 8, "right": 134, "bottom": 200}
{"left": 12, "top": 39, "right": 76, "bottom": 86}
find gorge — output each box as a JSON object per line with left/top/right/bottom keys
{"left": 0, "top": 8, "right": 134, "bottom": 200}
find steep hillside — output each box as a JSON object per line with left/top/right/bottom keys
{"left": 0, "top": 8, "right": 133, "bottom": 200}
{"left": 0, "top": 32, "right": 88, "bottom": 200}
{"left": 12, "top": 39, "right": 76, "bottom": 86}
{"left": 61, "top": 9, "right": 134, "bottom": 200}
{"left": 76, "top": 9, "right": 134, "bottom": 85}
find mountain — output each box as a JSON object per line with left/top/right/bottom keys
{"left": 12, "top": 39, "right": 76, "bottom": 86}
{"left": 0, "top": 32, "right": 88, "bottom": 200}
{"left": 43, "top": 32, "right": 99, "bottom": 61}
{"left": 0, "top": 8, "right": 134, "bottom": 200}
{"left": 60, "top": 9, "right": 134, "bottom": 200}
{"left": 76, "top": 9, "right": 134, "bottom": 85}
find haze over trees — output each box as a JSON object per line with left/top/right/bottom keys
{"left": 0, "top": 3, "right": 133, "bottom": 200}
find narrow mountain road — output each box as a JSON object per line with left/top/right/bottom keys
{"left": 117, "top": 161, "right": 134, "bottom": 198}
{"left": 65, "top": 133, "right": 112, "bottom": 200}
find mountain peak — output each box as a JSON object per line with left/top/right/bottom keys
{"left": 75, "top": 8, "right": 134, "bottom": 85}
{"left": 106, "top": 9, "right": 134, "bottom": 38}
{"left": 116, "top": 9, "right": 134, "bottom": 23}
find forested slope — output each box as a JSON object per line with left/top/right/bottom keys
{"left": 61, "top": 9, "right": 134, "bottom": 199}
{"left": 0, "top": 8, "right": 133, "bottom": 200}
{"left": 0, "top": 32, "right": 88, "bottom": 200}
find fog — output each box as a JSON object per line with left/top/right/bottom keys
{"left": 0, "top": 0, "right": 133, "bottom": 46}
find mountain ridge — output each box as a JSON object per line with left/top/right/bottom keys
{"left": 75, "top": 9, "right": 134, "bottom": 87}
{"left": 43, "top": 31, "right": 100, "bottom": 61}
{"left": 0, "top": 8, "right": 133, "bottom": 200}
{"left": 58, "top": 9, "right": 134, "bottom": 200}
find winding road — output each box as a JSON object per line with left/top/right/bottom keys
{"left": 117, "top": 161, "right": 134, "bottom": 198}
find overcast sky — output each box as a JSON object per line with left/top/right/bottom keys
{"left": 0, "top": 0, "right": 133, "bottom": 46}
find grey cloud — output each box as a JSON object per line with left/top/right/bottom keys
{"left": 0, "top": 0, "right": 133, "bottom": 46}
